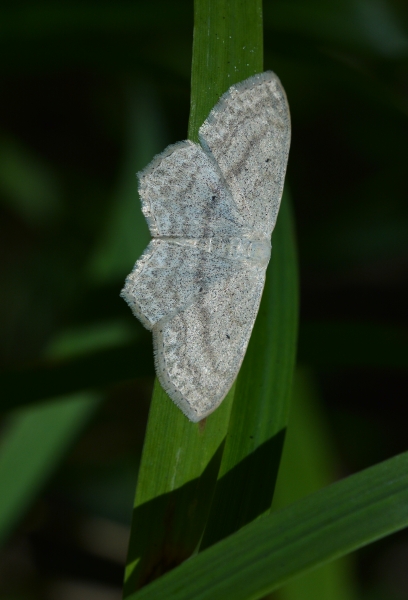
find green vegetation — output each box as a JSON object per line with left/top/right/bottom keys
{"left": 0, "top": 1, "right": 407, "bottom": 599}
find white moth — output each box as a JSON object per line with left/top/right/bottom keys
{"left": 121, "top": 71, "right": 290, "bottom": 422}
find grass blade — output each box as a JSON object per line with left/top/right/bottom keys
{"left": 123, "top": 0, "right": 266, "bottom": 594}
{"left": 188, "top": 0, "right": 263, "bottom": 142}
{"left": 194, "top": 0, "right": 298, "bottom": 548}
{"left": 200, "top": 192, "right": 298, "bottom": 548}
{"left": 271, "top": 369, "right": 358, "bottom": 600}
{"left": 0, "top": 392, "right": 101, "bottom": 546}
{"left": 123, "top": 381, "right": 233, "bottom": 594}
{"left": 127, "top": 450, "right": 408, "bottom": 600}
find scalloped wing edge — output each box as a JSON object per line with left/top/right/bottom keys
{"left": 120, "top": 241, "right": 157, "bottom": 331}
{"left": 198, "top": 70, "right": 289, "bottom": 145}
{"left": 151, "top": 321, "right": 239, "bottom": 423}
{"left": 137, "top": 140, "right": 199, "bottom": 237}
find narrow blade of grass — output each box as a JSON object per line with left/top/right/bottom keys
{"left": 271, "top": 369, "right": 358, "bottom": 600}
{"left": 188, "top": 0, "right": 263, "bottom": 142}
{"left": 123, "top": 0, "right": 266, "bottom": 594}
{"left": 123, "top": 381, "right": 234, "bottom": 594}
{"left": 194, "top": 0, "right": 298, "bottom": 548}
{"left": 200, "top": 192, "right": 298, "bottom": 548}
{"left": 0, "top": 392, "right": 101, "bottom": 546}
{"left": 127, "top": 451, "right": 408, "bottom": 600}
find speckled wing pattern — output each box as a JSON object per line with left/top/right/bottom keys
{"left": 121, "top": 71, "right": 291, "bottom": 422}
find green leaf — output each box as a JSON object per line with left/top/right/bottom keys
{"left": 200, "top": 192, "right": 298, "bottom": 549}
{"left": 272, "top": 369, "right": 358, "bottom": 600}
{"left": 127, "top": 451, "right": 408, "bottom": 600}
{"left": 188, "top": 0, "right": 263, "bottom": 142}
{"left": 123, "top": 379, "right": 234, "bottom": 595}
{"left": 0, "top": 392, "right": 101, "bottom": 546}
{"left": 190, "top": 0, "right": 298, "bottom": 550}
{"left": 124, "top": 0, "right": 270, "bottom": 594}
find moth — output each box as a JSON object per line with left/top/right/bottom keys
{"left": 121, "top": 71, "right": 290, "bottom": 422}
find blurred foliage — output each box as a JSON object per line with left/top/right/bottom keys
{"left": 0, "top": 1, "right": 407, "bottom": 599}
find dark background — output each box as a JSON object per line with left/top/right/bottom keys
{"left": 0, "top": 1, "right": 407, "bottom": 599}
